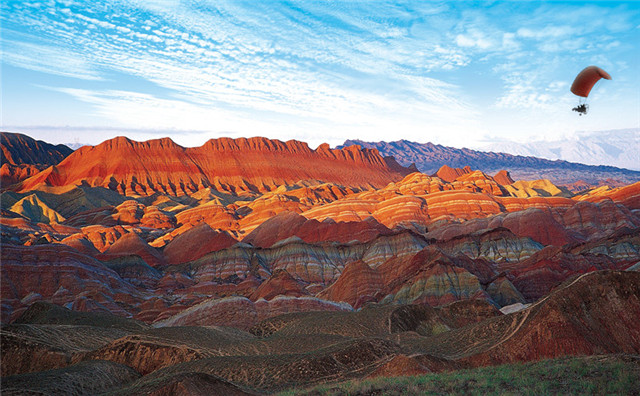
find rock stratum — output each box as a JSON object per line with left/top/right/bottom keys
{"left": 2, "top": 132, "right": 640, "bottom": 394}
{"left": 11, "top": 135, "right": 411, "bottom": 196}
{"left": 1, "top": 132, "right": 73, "bottom": 188}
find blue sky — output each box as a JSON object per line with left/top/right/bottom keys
{"left": 2, "top": 0, "right": 639, "bottom": 149}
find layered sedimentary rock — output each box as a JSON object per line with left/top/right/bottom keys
{"left": 373, "top": 246, "right": 500, "bottom": 307}
{"left": 412, "top": 271, "right": 640, "bottom": 366}
{"left": 1, "top": 186, "right": 127, "bottom": 223}
{"left": 162, "top": 223, "right": 237, "bottom": 265}
{"left": 0, "top": 164, "right": 41, "bottom": 188}
{"left": 14, "top": 136, "right": 411, "bottom": 196}
{"left": 0, "top": 244, "right": 144, "bottom": 322}
{"left": 427, "top": 198, "right": 639, "bottom": 246}
{"left": 578, "top": 181, "right": 640, "bottom": 209}
{"left": 187, "top": 231, "right": 428, "bottom": 291}
{"left": 299, "top": 172, "right": 591, "bottom": 231}
{"left": 505, "top": 179, "right": 572, "bottom": 198}
{"left": 242, "top": 211, "right": 392, "bottom": 248}
{"left": 507, "top": 230, "right": 640, "bottom": 301}
{"left": 9, "top": 194, "right": 66, "bottom": 224}
{"left": 4, "top": 131, "right": 640, "bottom": 395}
{"left": 248, "top": 270, "right": 308, "bottom": 301}
{"left": 155, "top": 296, "right": 351, "bottom": 330}
{"left": 493, "top": 170, "right": 514, "bottom": 185}
{"left": 98, "top": 232, "right": 167, "bottom": 268}
{"left": 434, "top": 227, "right": 543, "bottom": 263}
{"left": 317, "top": 260, "right": 384, "bottom": 308}
{"left": 1, "top": 132, "right": 73, "bottom": 187}
{"left": 435, "top": 165, "right": 473, "bottom": 183}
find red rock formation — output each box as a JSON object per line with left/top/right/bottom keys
{"left": 242, "top": 211, "right": 392, "bottom": 248}
{"left": 1, "top": 163, "right": 41, "bottom": 187}
{"left": 317, "top": 260, "right": 383, "bottom": 308}
{"left": 376, "top": 247, "right": 494, "bottom": 306}
{"left": 434, "top": 227, "right": 542, "bottom": 263}
{"left": 97, "top": 232, "right": 167, "bottom": 268}
{"left": 452, "top": 170, "right": 506, "bottom": 195}
{"left": 163, "top": 223, "right": 237, "bottom": 265}
{"left": 63, "top": 206, "right": 120, "bottom": 228}
{"left": 580, "top": 181, "right": 640, "bottom": 209}
{"left": 435, "top": 165, "right": 472, "bottom": 182}
{"left": 174, "top": 201, "right": 239, "bottom": 231}
{"left": 427, "top": 208, "right": 576, "bottom": 246}
{"left": 14, "top": 136, "right": 411, "bottom": 196}
{"left": 1, "top": 132, "right": 73, "bottom": 166}
{"left": 508, "top": 244, "right": 633, "bottom": 301}
{"left": 301, "top": 173, "right": 581, "bottom": 231}
{"left": 1, "top": 132, "right": 73, "bottom": 187}
{"left": 0, "top": 244, "right": 143, "bottom": 322}
{"left": 62, "top": 201, "right": 175, "bottom": 229}
{"left": 78, "top": 225, "right": 129, "bottom": 252}
{"left": 493, "top": 170, "right": 514, "bottom": 185}
{"left": 60, "top": 235, "right": 101, "bottom": 256}
{"left": 248, "top": 270, "right": 308, "bottom": 301}
{"left": 458, "top": 271, "right": 640, "bottom": 366}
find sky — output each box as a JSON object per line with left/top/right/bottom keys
{"left": 2, "top": 0, "right": 639, "bottom": 151}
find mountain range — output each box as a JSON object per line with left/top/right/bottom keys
{"left": 1, "top": 131, "right": 639, "bottom": 394}
{"left": 11, "top": 135, "right": 411, "bottom": 196}
{"left": 341, "top": 137, "right": 640, "bottom": 188}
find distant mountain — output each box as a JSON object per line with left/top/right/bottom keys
{"left": 11, "top": 135, "right": 412, "bottom": 196}
{"left": 1, "top": 132, "right": 73, "bottom": 167}
{"left": 340, "top": 139, "right": 640, "bottom": 187}
{"left": 486, "top": 129, "right": 640, "bottom": 171}
{"left": 1, "top": 132, "right": 74, "bottom": 187}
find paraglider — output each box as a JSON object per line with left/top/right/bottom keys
{"left": 570, "top": 66, "right": 611, "bottom": 115}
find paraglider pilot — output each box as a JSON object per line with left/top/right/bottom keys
{"left": 570, "top": 66, "right": 611, "bottom": 116}
{"left": 572, "top": 103, "right": 588, "bottom": 115}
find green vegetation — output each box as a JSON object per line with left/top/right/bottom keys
{"left": 277, "top": 355, "right": 640, "bottom": 396}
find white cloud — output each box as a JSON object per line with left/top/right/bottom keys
{"left": 517, "top": 26, "right": 576, "bottom": 39}
{"left": 2, "top": 0, "right": 638, "bottom": 150}
{"left": 455, "top": 32, "right": 494, "bottom": 50}
{"left": 1, "top": 37, "right": 102, "bottom": 80}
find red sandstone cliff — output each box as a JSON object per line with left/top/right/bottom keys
{"left": 14, "top": 137, "right": 412, "bottom": 196}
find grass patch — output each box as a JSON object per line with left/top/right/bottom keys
{"left": 276, "top": 355, "right": 640, "bottom": 395}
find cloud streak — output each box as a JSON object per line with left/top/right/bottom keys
{"left": 1, "top": 1, "right": 639, "bottom": 148}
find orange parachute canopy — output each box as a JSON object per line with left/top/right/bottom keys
{"left": 570, "top": 66, "right": 611, "bottom": 98}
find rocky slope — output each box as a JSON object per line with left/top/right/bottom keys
{"left": 403, "top": 271, "right": 640, "bottom": 366}
{"left": 12, "top": 136, "right": 412, "bottom": 196}
{"left": 1, "top": 132, "right": 73, "bottom": 187}
{"left": 3, "top": 272, "right": 639, "bottom": 394}
{"left": 2, "top": 132, "right": 640, "bottom": 393}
